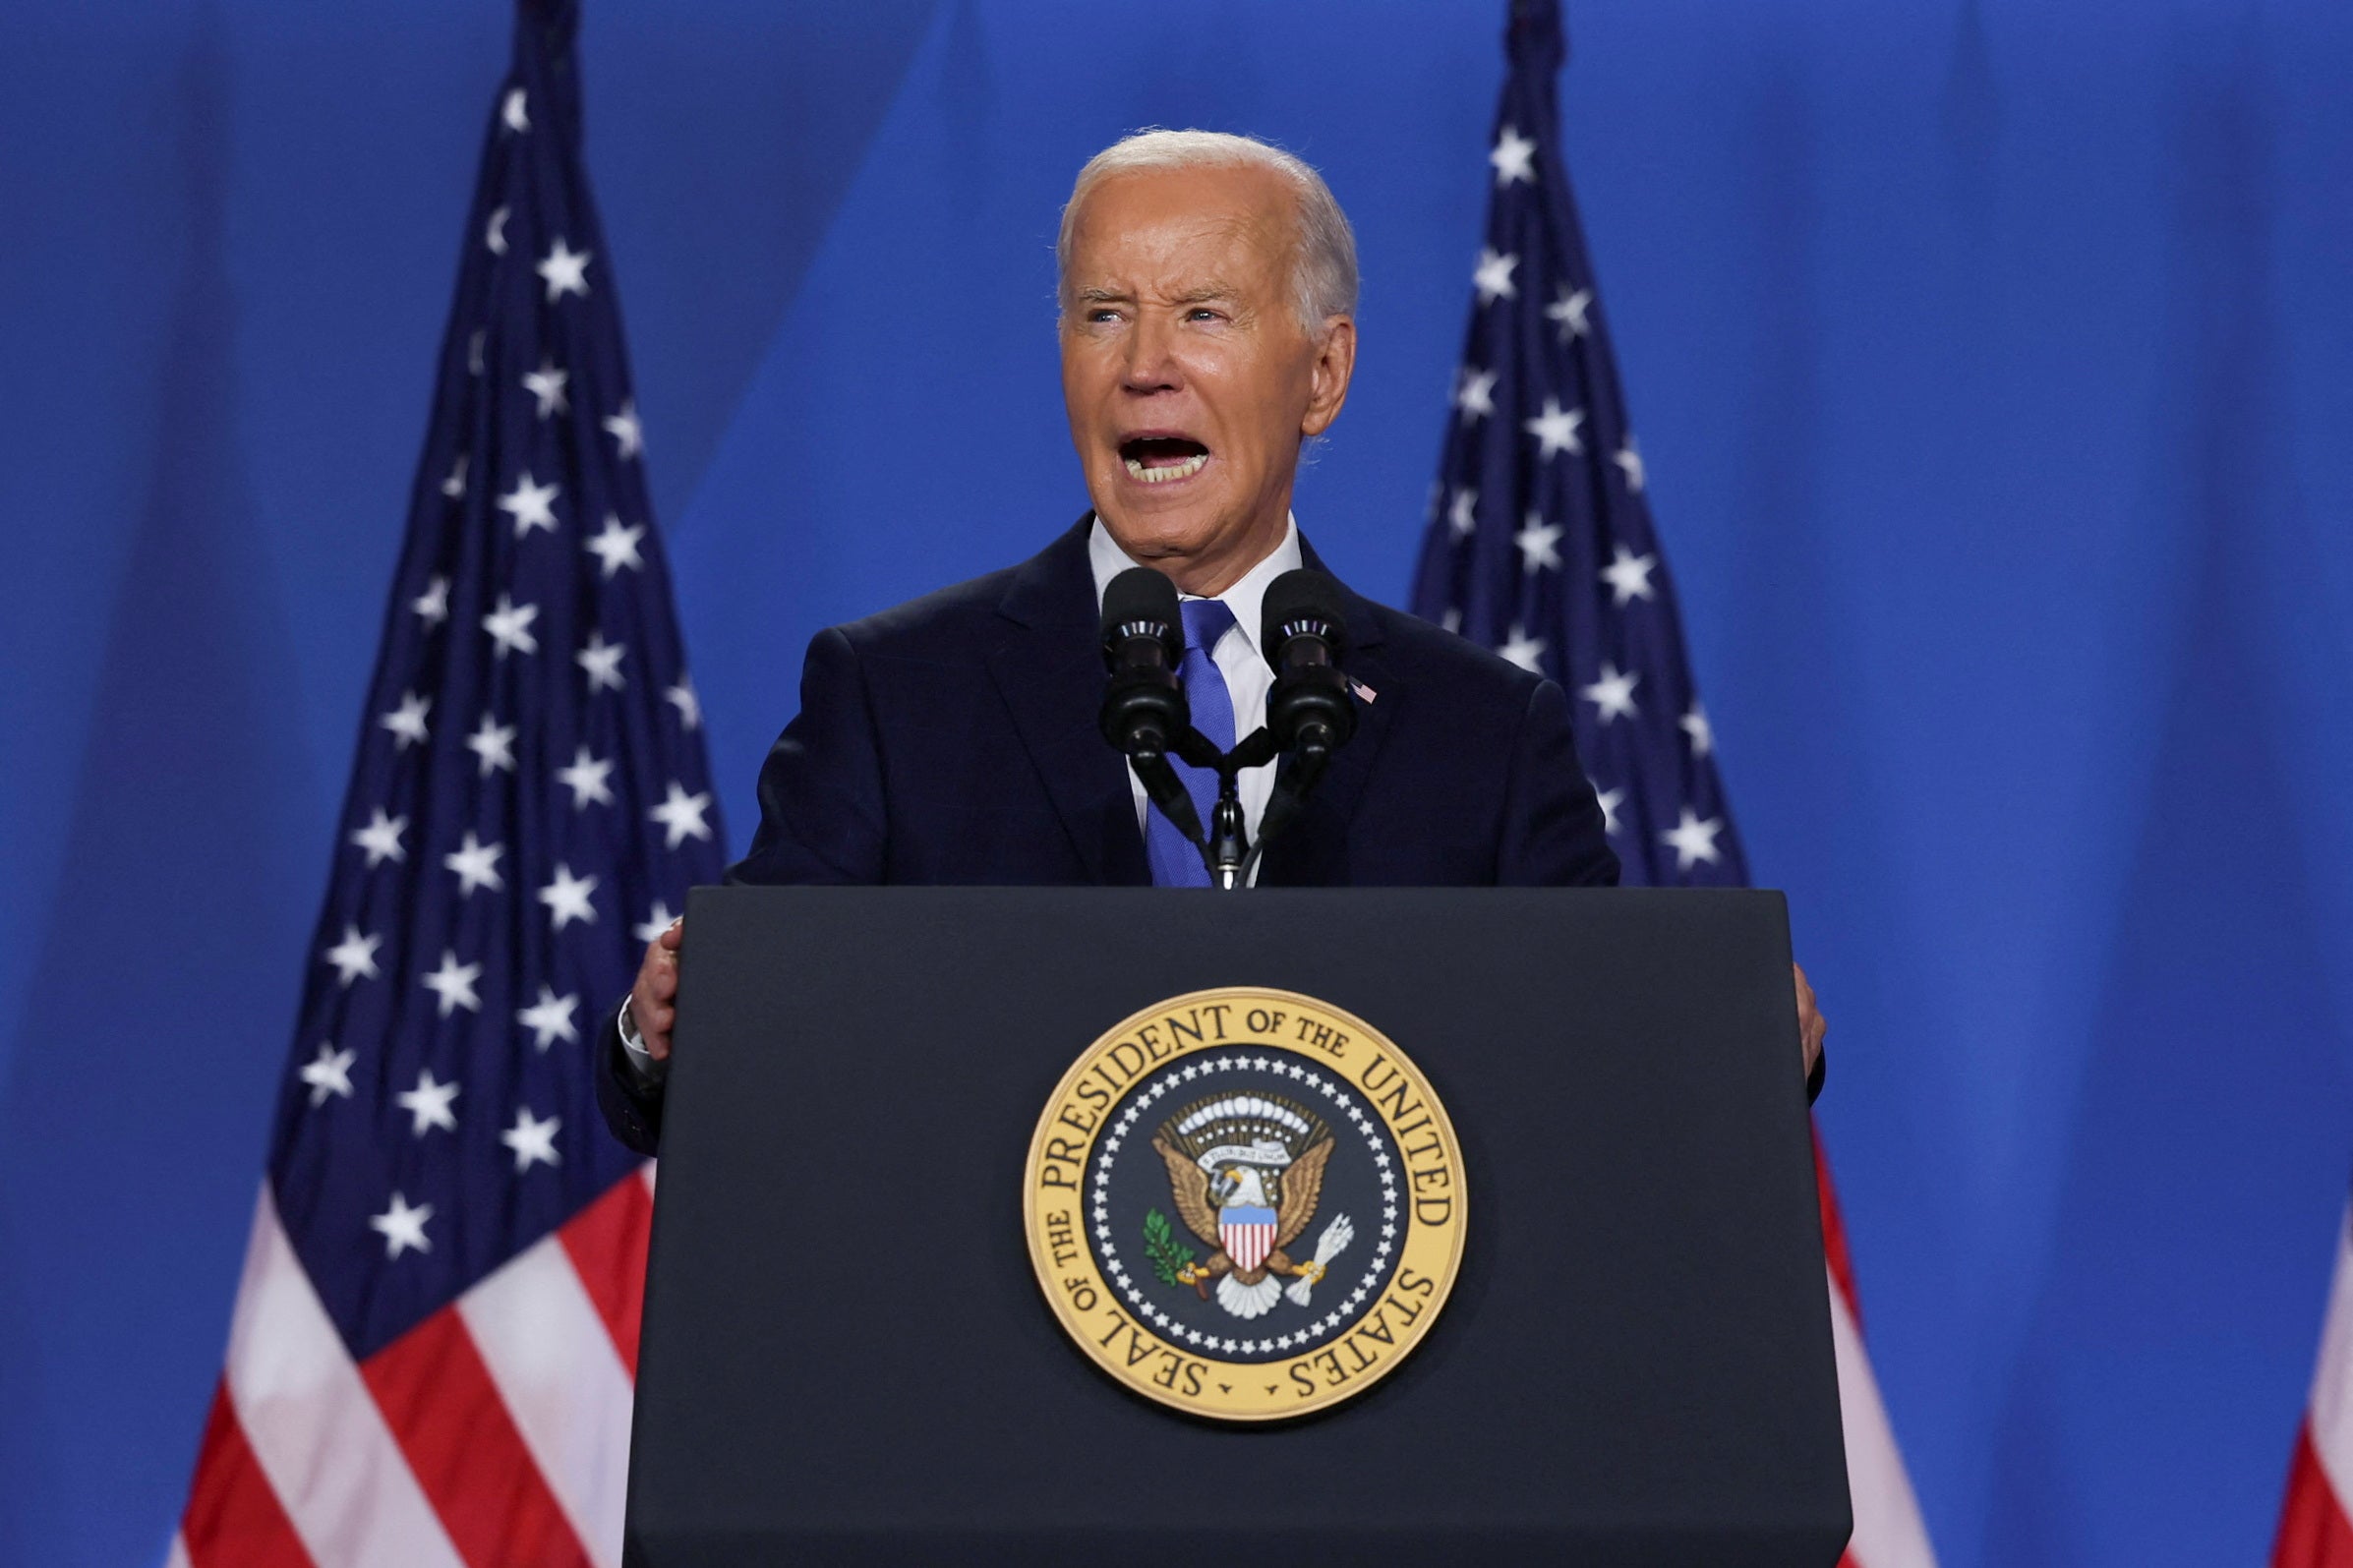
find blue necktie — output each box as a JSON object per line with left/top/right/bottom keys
{"left": 1146, "top": 598, "right": 1238, "bottom": 887}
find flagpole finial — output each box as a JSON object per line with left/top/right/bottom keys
{"left": 518, "top": 0, "right": 579, "bottom": 39}
{"left": 511, "top": 0, "right": 583, "bottom": 141}
{"left": 1506, "top": 0, "right": 1568, "bottom": 74}
{"left": 515, "top": 0, "right": 582, "bottom": 74}
{"left": 1505, "top": 0, "right": 1561, "bottom": 73}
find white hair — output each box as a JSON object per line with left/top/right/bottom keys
{"left": 1056, "top": 129, "right": 1360, "bottom": 331}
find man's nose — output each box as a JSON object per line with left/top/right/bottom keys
{"left": 1120, "top": 315, "right": 1181, "bottom": 392}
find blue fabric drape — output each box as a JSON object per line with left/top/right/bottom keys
{"left": 2, "top": 4, "right": 2348, "bottom": 1565}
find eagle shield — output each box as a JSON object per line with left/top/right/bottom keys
{"left": 1220, "top": 1205, "right": 1278, "bottom": 1273}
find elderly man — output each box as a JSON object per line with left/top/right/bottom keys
{"left": 598, "top": 131, "right": 1825, "bottom": 1153}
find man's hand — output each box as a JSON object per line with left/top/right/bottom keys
{"left": 629, "top": 917, "right": 684, "bottom": 1063}
{"left": 1794, "top": 962, "right": 1825, "bottom": 1082}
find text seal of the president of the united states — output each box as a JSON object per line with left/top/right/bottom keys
{"left": 1025, "top": 986, "right": 1466, "bottom": 1421}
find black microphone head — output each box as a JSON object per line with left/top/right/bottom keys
{"left": 1100, "top": 566, "right": 1184, "bottom": 668}
{"left": 1260, "top": 568, "right": 1350, "bottom": 668}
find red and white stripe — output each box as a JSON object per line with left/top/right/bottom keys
{"left": 1817, "top": 1140, "right": 1938, "bottom": 1568}
{"left": 2272, "top": 1204, "right": 2353, "bottom": 1566}
{"left": 1222, "top": 1218, "right": 1276, "bottom": 1273}
{"left": 176, "top": 1143, "right": 1929, "bottom": 1565}
{"left": 174, "top": 1166, "right": 656, "bottom": 1568}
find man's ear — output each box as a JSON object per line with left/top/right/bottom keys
{"left": 1299, "top": 316, "right": 1357, "bottom": 438}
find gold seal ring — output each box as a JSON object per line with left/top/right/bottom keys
{"left": 1023, "top": 986, "right": 1466, "bottom": 1421}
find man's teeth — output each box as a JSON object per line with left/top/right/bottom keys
{"left": 1124, "top": 450, "right": 1208, "bottom": 484}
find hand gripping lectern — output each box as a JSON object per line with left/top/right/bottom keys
{"left": 623, "top": 887, "right": 1851, "bottom": 1566}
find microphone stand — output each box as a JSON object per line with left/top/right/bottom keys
{"left": 1104, "top": 610, "right": 1349, "bottom": 889}
{"left": 1163, "top": 726, "right": 1291, "bottom": 891}
{"left": 1102, "top": 567, "right": 1356, "bottom": 891}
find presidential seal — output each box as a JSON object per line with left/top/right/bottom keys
{"left": 1024, "top": 986, "right": 1465, "bottom": 1421}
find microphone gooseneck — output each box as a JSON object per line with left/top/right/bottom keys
{"left": 1098, "top": 567, "right": 1187, "bottom": 756}
{"left": 1097, "top": 567, "right": 1206, "bottom": 848}
{"left": 1241, "top": 568, "right": 1359, "bottom": 881}
{"left": 1260, "top": 568, "right": 1358, "bottom": 763}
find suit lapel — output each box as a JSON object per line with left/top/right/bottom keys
{"left": 986, "top": 518, "right": 1150, "bottom": 886}
{"left": 1259, "top": 535, "right": 1395, "bottom": 887}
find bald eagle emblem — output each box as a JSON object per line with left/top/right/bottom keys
{"left": 1147, "top": 1092, "right": 1356, "bottom": 1320}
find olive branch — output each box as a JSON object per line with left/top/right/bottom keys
{"left": 1142, "top": 1207, "right": 1196, "bottom": 1287}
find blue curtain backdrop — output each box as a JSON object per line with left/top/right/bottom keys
{"left": 3, "top": 1, "right": 2349, "bottom": 1563}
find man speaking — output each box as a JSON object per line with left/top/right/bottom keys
{"left": 599, "top": 130, "right": 1824, "bottom": 1153}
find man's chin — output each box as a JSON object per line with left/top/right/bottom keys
{"left": 1096, "top": 471, "right": 1219, "bottom": 539}
{"left": 1096, "top": 502, "right": 1294, "bottom": 600}
{"left": 1094, "top": 502, "right": 1226, "bottom": 564}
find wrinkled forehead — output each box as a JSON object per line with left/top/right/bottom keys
{"left": 1063, "top": 165, "right": 1298, "bottom": 295}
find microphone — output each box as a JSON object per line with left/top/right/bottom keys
{"left": 1098, "top": 566, "right": 1187, "bottom": 755}
{"left": 1259, "top": 568, "right": 1357, "bottom": 761}
{"left": 1097, "top": 566, "right": 1206, "bottom": 847}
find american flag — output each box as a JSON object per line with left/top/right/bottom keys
{"left": 173, "top": 4, "right": 724, "bottom": 1563}
{"left": 2269, "top": 1194, "right": 2353, "bottom": 1565}
{"left": 1411, "top": 4, "right": 1937, "bottom": 1564}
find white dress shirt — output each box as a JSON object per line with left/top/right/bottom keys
{"left": 1088, "top": 512, "right": 1302, "bottom": 863}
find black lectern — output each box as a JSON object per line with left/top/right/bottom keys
{"left": 625, "top": 887, "right": 1850, "bottom": 1566}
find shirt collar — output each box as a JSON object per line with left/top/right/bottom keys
{"left": 1087, "top": 512, "right": 1304, "bottom": 666}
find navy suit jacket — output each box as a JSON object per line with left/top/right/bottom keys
{"left": 598, "top": 517, "right": 1619, "bottom": 1152}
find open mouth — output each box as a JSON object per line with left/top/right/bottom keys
{"left": 1120, "top": 436, "right": 1210, "bottom": 486}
